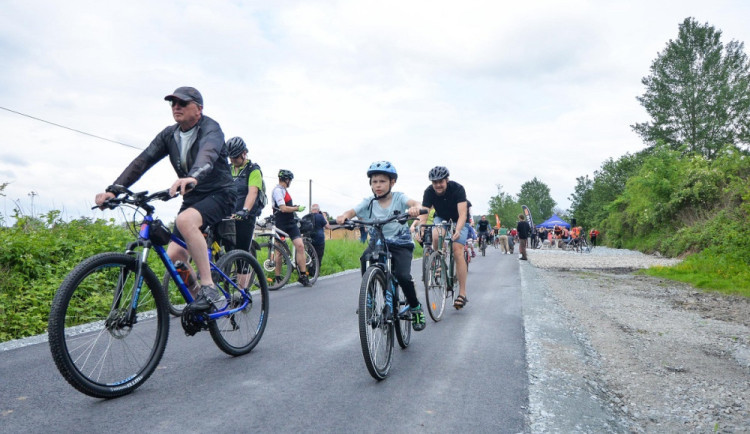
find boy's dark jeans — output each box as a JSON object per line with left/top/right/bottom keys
{"left": 360, "top": 242, "right": 420, "bottom": 308}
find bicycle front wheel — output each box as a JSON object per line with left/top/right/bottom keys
{"left": 303, "top": 239, "right": 319, "bottom": 285}
{"left": 209, "top": 250, "right": 269, "bottom": 356}
{"left": 425, "top": 251, "right": 448, "bottom": 322}
{"left": 421, "top": 247, "right": 433, "bottom": 290}
{"left": 48, "top": 252, "right": 169, "bottom": 398}
{"left": 359, "top": 266, "right": 394, "bottom": 380}
{"left": 258, "top": 240, "right": 293, "bottom": 290}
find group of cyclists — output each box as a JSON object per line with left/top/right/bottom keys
{"left": 95, "top": 86, "right": 316, "bottom": 314}
{"left": 94, "top": 87, "right": 475, "bottom": 331}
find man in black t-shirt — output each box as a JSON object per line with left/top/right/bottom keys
{"left": 476, "top": 215, "right": 491, "bottom": 247}
{"left": 414, "top": 166, "right": 470, "bottom": 310}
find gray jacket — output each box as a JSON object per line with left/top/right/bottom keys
{"left": 113, "top": 115, "right": 233, "bottom": 196}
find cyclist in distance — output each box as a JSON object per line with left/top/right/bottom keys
{"left": 477, "top": 215, "right": 491, "bottom": 248}
{"left": 271, "top": 169, "right": 311, "bottom": 286}
{"left": 335, "top": 161, "right": 427, "bottom": 331}
{"left": 227, "top": 136, "right": 264, "bottom": 253}
{"left": 414, "top": 166, "right": 470, "bottom": 309}
{"left": 94, "top": 86, "right": 235, "bottom": 313}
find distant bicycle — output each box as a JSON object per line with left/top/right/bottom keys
{"left": 415, "top": 223, "right": 435, "bottom": 290}
{"left": 254, "top": 215, "right": 319, "bottom": 290}
{"left": 423, "top": 221, "right": 459, "bottom": 322}
{"left": 48, "top": 186, "right": 269, "bottom": 398}
{"left": 478, "top": 233, "right": 487, "bottom": 256}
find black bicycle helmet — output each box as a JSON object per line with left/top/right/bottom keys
{"left": 226, "top": 137, "right": 247, "bottom": 158}
{"left": 428, "top": 166, "right": 450, "bottom": 181}
{"left": 278, "top": 169, "right": 294, "bottom": 181}
{"left": 366, "top": 161, "right": 398, "bottom": 180}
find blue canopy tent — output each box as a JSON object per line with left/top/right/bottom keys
{"left": 536, "top": 214, "right": 571, "bottom": 229}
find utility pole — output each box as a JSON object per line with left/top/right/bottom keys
{"left": 308, "top": 179, "right": 312, "bottom": 211}
{"left": 28, "top": 191, "right": 38, "bottom": 217}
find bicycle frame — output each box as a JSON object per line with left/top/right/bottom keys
{"left": 136, "top": 214, "right": 250, "bottom": 321}
{"left": 256, "top": 219, "right": 302, "bottom": 267}
{"left": 434, "top": 221, "right": 457, "bottom": 290}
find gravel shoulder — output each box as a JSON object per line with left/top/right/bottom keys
{"left": 523, "top": 247, "right": 750, "bottom": 433}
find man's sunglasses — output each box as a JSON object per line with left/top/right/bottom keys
{"left": 170, "top": 99, "right": 191, "bottom": 108}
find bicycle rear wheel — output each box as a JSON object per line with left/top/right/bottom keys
{"left": 358, "top": 266, "right": 394, "bottom": 380}
{"left": 394, "top": 283, "right": 411, "bottom": 349}
{"left": 48, "top": 252, "right": 169, "bottom": 398}
{"left": 303, "top": 239, "right": 319, "bottom": 285}
{"left": 425, "top": 251, "right": 447, "bottom": 322}
{"left": 209, "top": 250, "right": 269, "bottom": 356}
{"left": 258, "top": 240, "right": 293, "bottom": 290}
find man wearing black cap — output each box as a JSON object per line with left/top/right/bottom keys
{"left": 95, "top": 86, "right": 236, "bottom": 312}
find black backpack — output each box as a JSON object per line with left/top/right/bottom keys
{"left": 246, "top": 163, "right": 267, "bottom": 217}
{"left": 298, "top": 213, "right": 315, "bottom": 235}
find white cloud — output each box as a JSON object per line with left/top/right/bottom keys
{"left": 1, "top": 0, "right": 750, "bottom": 224}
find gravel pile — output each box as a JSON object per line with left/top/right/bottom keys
{"left": 528, "top": 245, "right": 681, "bottom": 271}
{"left": 522, "top": 247, "right": 750, "bottom": 433}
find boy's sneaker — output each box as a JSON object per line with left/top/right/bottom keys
{"left": 410, "top": 304, "right": 426, "bottom": 331}
{"left": 190, "top": 284, "right": 221, "bottom": 312}
{"left": 298, "top": 272, "right": 312, "bottom": 287}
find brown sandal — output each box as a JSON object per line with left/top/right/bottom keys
{"left": 453, "top": 295, "right": 468, "bottom": 309}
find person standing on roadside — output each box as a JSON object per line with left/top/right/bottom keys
{"left": 589, "top": 228, "right": 600, "bottom": 247}
{"left": 271, "top": 169, "right": 311, "bottom": 286}
{"left": 516, "top": 213, "right": 530, "bottom": 260}
{"left": 309, "top": 203, "right": 330, "bottom": 264}
{"left": 95, "top": 86, "right": 235, "bottom": 313}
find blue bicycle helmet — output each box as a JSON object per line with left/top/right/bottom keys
{"left": 366, "top": 161, "right": 398, "bottom": 180}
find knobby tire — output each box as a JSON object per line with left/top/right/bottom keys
{"left": 208, "top": 250, "right": 269, "bottom": 356}
{"left": 48, "top": 252, "right": 169, "bottom": 398}
{"left": 358, "top": 266, "right": 394, "bottom": 380}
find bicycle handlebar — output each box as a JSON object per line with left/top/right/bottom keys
{"left": 340, "top": 209, "right": 428, "bottom": 230}
{"left": 92, "top": 183, "right": 194, "bottom": 212}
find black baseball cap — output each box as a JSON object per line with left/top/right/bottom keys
{"left": 164, "top": 86, "right": 203, "bottom": 106}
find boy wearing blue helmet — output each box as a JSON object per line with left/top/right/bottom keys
{"left": 336, "top": 161, "right": 427, "bottom": 331}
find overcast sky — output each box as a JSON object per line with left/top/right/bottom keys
{"left": 2, "top": 0, "right": 749, "bottom": 223}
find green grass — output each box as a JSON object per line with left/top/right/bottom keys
{"left": 642, "top": 250, "right": 750, "bottom": 297}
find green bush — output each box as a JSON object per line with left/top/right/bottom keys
{"left": 0, "top": 214, "right": 134, "bottom": 341}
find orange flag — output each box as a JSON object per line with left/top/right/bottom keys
{"left": 494, "top": 214, "right": 501, "bottom": 228}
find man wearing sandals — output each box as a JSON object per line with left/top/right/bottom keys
{"left": 414, "top": 166, "right": 470, "bottom": 310}
{"left": 95, "top": 86, "right": 235, "bottom": 313}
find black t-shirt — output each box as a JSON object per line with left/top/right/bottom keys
{"left": 422, "top": 181, "right": 467, "bottom": 222}
{"left": 477, "top": 220, "right": 490, "bottom": 231}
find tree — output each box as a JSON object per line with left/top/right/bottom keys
{"left": 517, "top": 178, "right": 555, "bottom": 222}
{"left": 487, "top": 185, "right": 518, "bottom": 229}
{"left": 632, "top": 17, "right": 750, "bottom": 159}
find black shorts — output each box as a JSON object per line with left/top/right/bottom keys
{"left": 276, "top": 219, "right": 302, "bottom": 241}
{"left": 173, "top": 189, "right": 235, "bottom": 241}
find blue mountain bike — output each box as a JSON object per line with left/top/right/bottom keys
{"left": 48, "top": 186, "right": 269, "bottom": 398}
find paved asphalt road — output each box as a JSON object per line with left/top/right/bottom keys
{"left": 1, "top": 247, "right": 527, "bottom": 433}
